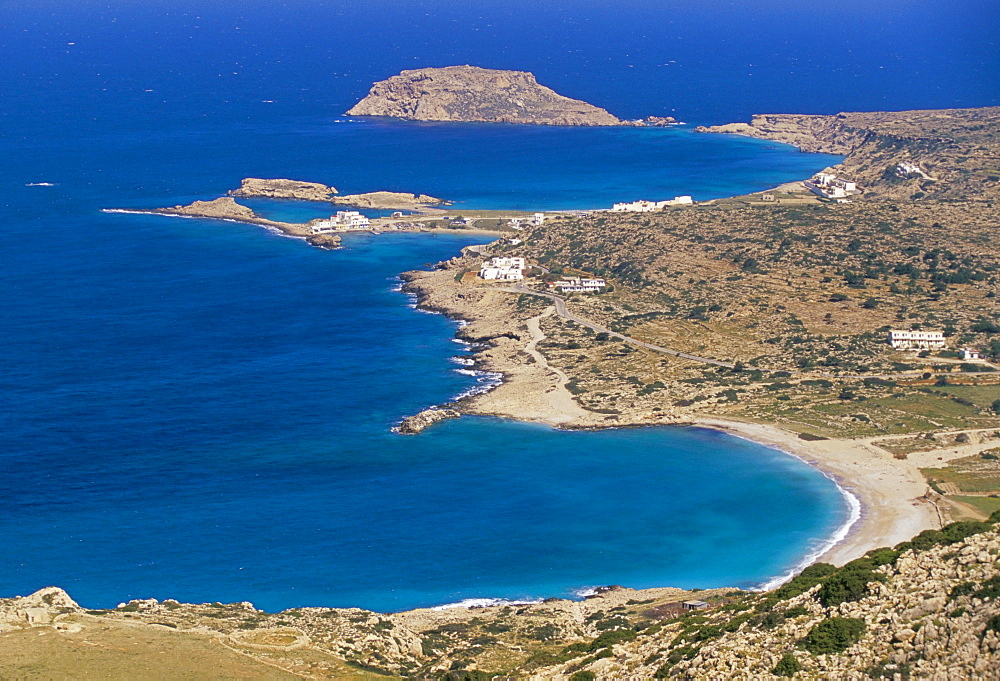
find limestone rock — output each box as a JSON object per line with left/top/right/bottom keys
{"left": 229, "top": 177, "right": 338, "bottom": 201}
{"left": 347, "top": 65, "right": 622, "bottom": 126}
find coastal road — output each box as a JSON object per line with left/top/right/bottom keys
{"left": 499, "top": 284, "right": 737, "bottom": 369}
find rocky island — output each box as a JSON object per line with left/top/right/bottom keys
{"left": 347, "top": 65, "right": 623, "bottom": 126}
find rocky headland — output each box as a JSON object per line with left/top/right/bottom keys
{"left": 347, "top": 65, "right": 623, "bottom": 126}
{"left": 697, "top": 106, "right": 1000, "bottom": 200}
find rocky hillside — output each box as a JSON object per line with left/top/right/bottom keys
{"left": 347, "top": 66, "right": 622, "bottom": 126}
{"left": 698, "top": 107, "right": 1000, "bottom": 200}
{"left": 4, "top": 520, "right": 999, "bottom": 678}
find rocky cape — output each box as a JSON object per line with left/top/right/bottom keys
{"left": 697, "top": 106, "right": 1000, "bottom": 200}
{"left": 107, "top": 197, "right": 341, "bottom": 249}
{"left": 347, "top": 65, "right": 623, "bottom": 126}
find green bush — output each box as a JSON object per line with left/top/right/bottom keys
{"left": 772, "top": 652, "right": 803, "bottom": 677}
{"left": 569, "top": 672, "right": 596, "bottom": 681}
{"left": 800, "top": 617, "right": 866, "bottom": 654}
{"left": 865, "top": 547, "right": 900, "bottom": 566}
{"left": 771, "top": 563, "right": 837, "bottom": 603}
{"left": 972, "top": 575, "right": 1000, "bottom": 600}
{"left": 818, "top": 558, "right": 882, "bottom": 607}
{"left": 985, "top": 614, "right": 1000, "bottom": 635}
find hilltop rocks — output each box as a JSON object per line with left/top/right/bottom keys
{"left": 0, "top": 587, "right": 80, "bottom": 631}
{"left": 347, "top": 65, "right": 622, "bottom": 126}
{"left": 396, "top": 408, "right": 460, "bottom": 434}
{"left": 229, "top": 178, "right": 338, "bottom": 202}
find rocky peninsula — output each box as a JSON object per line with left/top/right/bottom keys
{"left": 347, "top": 65, "right": 623, "bottom": 126}
{"left": 697, "top": 106, "right": 1000, "bottom": 200}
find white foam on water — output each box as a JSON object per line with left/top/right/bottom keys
{"left": 431, "top": 597, "right": 543, "bottom": 611}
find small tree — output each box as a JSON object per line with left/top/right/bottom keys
{"left": 773, "top": 652, "right": 802, "bottom": 677}
{"left": 800, "top": 617, "right": 866, "bottom": 654}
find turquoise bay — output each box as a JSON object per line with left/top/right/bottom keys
{"left": 0, "top": 8, "right": 855, "bottom": 612}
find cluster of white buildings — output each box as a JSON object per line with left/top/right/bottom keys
{"left": 611, "top": 196, "right": 693, "bottom": 212}
{"left": 548, "top": 276, "right": 606, "bottom": 293}
{"left": 895, "top": 162, "right": 932, "bottom": 180}
{"left": 507, "top": 213, "right": 546, "bottom": 230}
{"left": 888, "top": 329, "right": 946, "bottom": 350}
{"left": 311, "top": 210, "right": 371, "bottom": 233}
{"left": 804, "top": 173, "right": 858, "bottom": 199}
{"left": 479, "top": 256, "right": 526, "bottom": 281}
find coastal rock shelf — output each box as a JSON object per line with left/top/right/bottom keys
{"left": 347, "top": 65, "right": 623, "bottom": 126}
{"left": 395, "top": 408, "right": 461, "bottom": 434}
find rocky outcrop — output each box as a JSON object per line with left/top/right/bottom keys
{"left": 347, "top": 65, "right": 622, "bottom": 126}
{"left": 305, "top": 233, "right": 342, "bottom": 250}
{"left": 229, "top": 177, "right": 338, "bottom": 201}
{"left": 697, "top": 106, "right": 1000, "bottom": 200}
{"left": 396, "top": 408, "right": 460, "bottom": 434}
{"left": 142, "top": 197, "right": 306, "bottom": 234}
{"left": 332, "top": 191, "right": 448, "bottom": 210}
{"left": 0, "top": 587, "right": 80, "bottom": 632}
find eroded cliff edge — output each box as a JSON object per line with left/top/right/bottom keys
{"left": 347, "top": 65, "right": 623, "bottom": 126}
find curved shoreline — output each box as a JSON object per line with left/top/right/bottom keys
{"left": 402, "top": 269, "right": 967, "bottom": 599}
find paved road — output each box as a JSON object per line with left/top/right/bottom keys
{"left": 500, "top": 284, "right": 737, "bottom": 369}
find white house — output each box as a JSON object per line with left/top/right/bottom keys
{"left": 480, "top": 256, "right": 526, "bottom": 281}
{"left": 549, "top": 277, "right": 606, "bottom": 293}
{"left": 888, "top": 329, "right": 946, "bottom": 350}
{"left": 331, "top": 210, "right": 371, "bottom": 230}
{"left": 612, "top": 200, "right": 667, "bottom": 212}
{"left": 310, "top": 220, "right": 336, "bottom": 234}
{"left": 805, "top": 173, "right": 859, "bottom": 199}
{"left": 313, "top": 211, "right": 371, "bottom": 231}
{"left": 960, "top": 348, "right": 983, "bottom": 360}
{"left": 611, "top": 196, "right": 693, "bottom": 212}
{"left": 507, "top": 213, "right": 546, "bottom": 230}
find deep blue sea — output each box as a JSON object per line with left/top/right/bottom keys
{"left": 1, "top": 1, "right": 995, "bottom": 612}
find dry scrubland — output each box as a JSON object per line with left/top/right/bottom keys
{"left": 479, "top": 198, "right": 1000, "bottom": 438}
